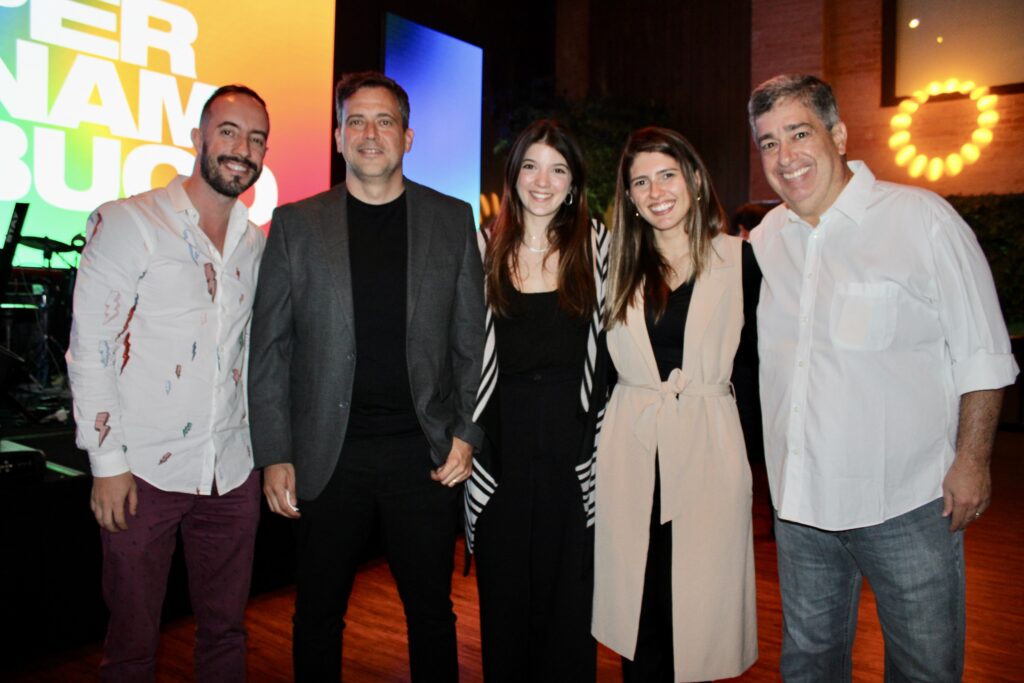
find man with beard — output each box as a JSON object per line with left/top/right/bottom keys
{"left": 67, "top": 85, "right": 270, "bottom": 682}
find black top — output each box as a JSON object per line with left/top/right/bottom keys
{"left": 346, "top": 191, "right": 420, "bottom": 438}
{"left": 645, "top": 279, "right": 696, "bottom": 381}
{"left": 494, "top": 290, "right": 589, "bottom": 380}
{"left": 644, "top": 242, "right": 763, "bottom": 455}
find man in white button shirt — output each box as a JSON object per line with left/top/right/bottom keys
{"left": 67, "top": 85, "right": 270, "bottom": 682}
{"left": 747, "top": 74, "right": 1019, "bottom": 682}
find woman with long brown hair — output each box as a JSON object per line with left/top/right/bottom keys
{"left": 592, "top": 127, "right": 760, "bottom": 682}
{"left": 465, "top": 119, "right": 608, "bottom": 682}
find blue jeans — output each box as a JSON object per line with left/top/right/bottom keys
{"left": 774, "top": 498, "right": 964, "bottom": 683}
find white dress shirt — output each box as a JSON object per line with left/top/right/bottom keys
{"left": 67, "top": 176, "right": 265, "bottom": 495}
{"left": 750, "top": 161, "right": 1018, "bottom": 530}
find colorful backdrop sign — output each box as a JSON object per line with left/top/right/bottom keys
{"left": 0, "top": 0, "right": 335, "bottom": 268}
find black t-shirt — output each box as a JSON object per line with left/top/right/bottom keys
{"left": 346, "top": 191, "right": 420, "bottom": 438}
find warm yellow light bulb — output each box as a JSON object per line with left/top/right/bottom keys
{"left": 898, "top": 99, "right": 920, "bottom": 114}
{"left": 895, "top": 145, "right": 917, "bottom": 166}
{"left": 977, "top": 110, "right": 999, "bottom": 128}
{"left": 976, "top": 95, "right": 998, "bottom": 111}
{"left": 936, "top": 36, "right": 944, "bottom": 44}
{"left": 895, "top": 78, "right": 995, "bottom": 181}
{"left": 945, "top": 153, "right": 964, "bottom": 177}
{"left": 908, "top": 18, "right": 920, "bottom": 28}
{"left": 890, "top": 113, "right": 913, "bottom": 129}
{"left": 972, "top": 128, "right": 994, "bottom": 146}
{"left": 961, "top": 143, "right": 981, "bottom": 163}
{"left": 908, "top": 154, "right": 929, "bottom": 178}
{"left": 889, "top": 131, "right": 911, "bottom": 149}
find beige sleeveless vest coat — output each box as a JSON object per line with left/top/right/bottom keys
{"left": 592, "top": 234, "right": 757, "bottom": 681}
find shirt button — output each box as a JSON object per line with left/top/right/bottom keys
{"left": 347, "top": 353, "right": 355, "bottom": 361}
{"left": 339, "top": 402, "right": 349, "bottom": 409}
{"left": 798, "top": 360, "right": 805, "bottom": 367}
{"left": 792, "top": 405, "right": 800, "bottom": 413}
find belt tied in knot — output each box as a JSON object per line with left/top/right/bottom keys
{"left": 630, "top": 368, "right": 731, "bottom": 455}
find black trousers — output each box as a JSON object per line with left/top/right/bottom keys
{"left": 622, "top": 462, "right": 675, "bottom": 683}
{"left": 474, "top": 371, "right": 596, "bottom": 683}
{"left": 292, "top": 432, "right": 459, "bottom": 682}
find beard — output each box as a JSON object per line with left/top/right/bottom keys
{"left": 199, "top": 147, "right": 262, "bottom": 198}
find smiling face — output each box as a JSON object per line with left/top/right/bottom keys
{"left": 335, "top": 86, "right": 414, "bottom": 197}
{"left": 754, "top": 97, "right": 851, "bottom": 225}
{"left": 627, "top": 151, "right": 692, "bottom": 236}
{"left": 515, "top": 142, "right": 573, "bottom": 230}
{"left": 193, "top": 93, "right": 269, "bottom": 198}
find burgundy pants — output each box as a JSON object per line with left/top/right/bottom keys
{"left": 99, "top": 471, "right": 260, "bottom": 683}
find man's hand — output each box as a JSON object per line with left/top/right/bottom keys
{"left": 91, "top": 472, "right": 137, "bottom": 532}
{"left": 942, "top": 388, "right": 1002, "bottom": 532}
{"left": 942, "top": 457, "right": 991, "bottom": 532}
{"left": 431, "top": 436, "right": 473, "bottom": 487}
{"left": 264, "top": 463, "right": 300, "bottom": 519}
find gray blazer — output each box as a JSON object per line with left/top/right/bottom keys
{"left": 247, "top": 179, "right": 485, "bottom": 500}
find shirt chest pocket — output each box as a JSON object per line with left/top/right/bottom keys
{"left": 829, "top": 281, "right": 898, "bottom": 351}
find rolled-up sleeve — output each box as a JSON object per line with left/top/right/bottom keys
{"left": 930, "top": 203, "right": 1019, "bottom": 395}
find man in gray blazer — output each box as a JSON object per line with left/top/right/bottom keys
{"left": 248, "top": 71, "right": 485, "bottom": 682}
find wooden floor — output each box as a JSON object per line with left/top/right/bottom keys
{"left": 11, "top": 431, "right": 1024, "bottom": 682}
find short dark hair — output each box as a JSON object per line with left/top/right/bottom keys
{"left": 199, "top": 84, "right": 268, "bottom": 129}
{"left": 748, "top": 74, "right": 840, "bottom": 134}
{"left": 334, "top": 71, "right": 411, "bottom": 129}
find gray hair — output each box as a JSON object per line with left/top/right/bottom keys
{"left": 748, "top": 74, "right": 840, "bottom": 134}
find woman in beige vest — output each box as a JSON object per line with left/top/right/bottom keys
{"left": 592, "top": 127, "right": 760, "bottom": 682}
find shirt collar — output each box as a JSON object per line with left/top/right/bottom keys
{"left": 166, "top": 175, "right": 252, "bottom": 259}
{"left": 167, "top": 175, "right": 197, "bottom": 219}
{"left": 827, "top": 160, "right": 873, "bottom": 227}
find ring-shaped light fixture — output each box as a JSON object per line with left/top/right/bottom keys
{"left": 888, "top": 78, "right": 1000, "bottom": 182}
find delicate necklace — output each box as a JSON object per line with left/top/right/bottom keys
{"left": 522, "top": 232, "right": 550, "bottom": 253}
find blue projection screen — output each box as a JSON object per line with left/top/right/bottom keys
{"left": 384, "top": 14, "right": 482, "bottom": 226}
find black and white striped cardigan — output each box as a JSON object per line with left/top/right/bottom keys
{"left": 464, "top": 219, "right": 609, "bottom": 552}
